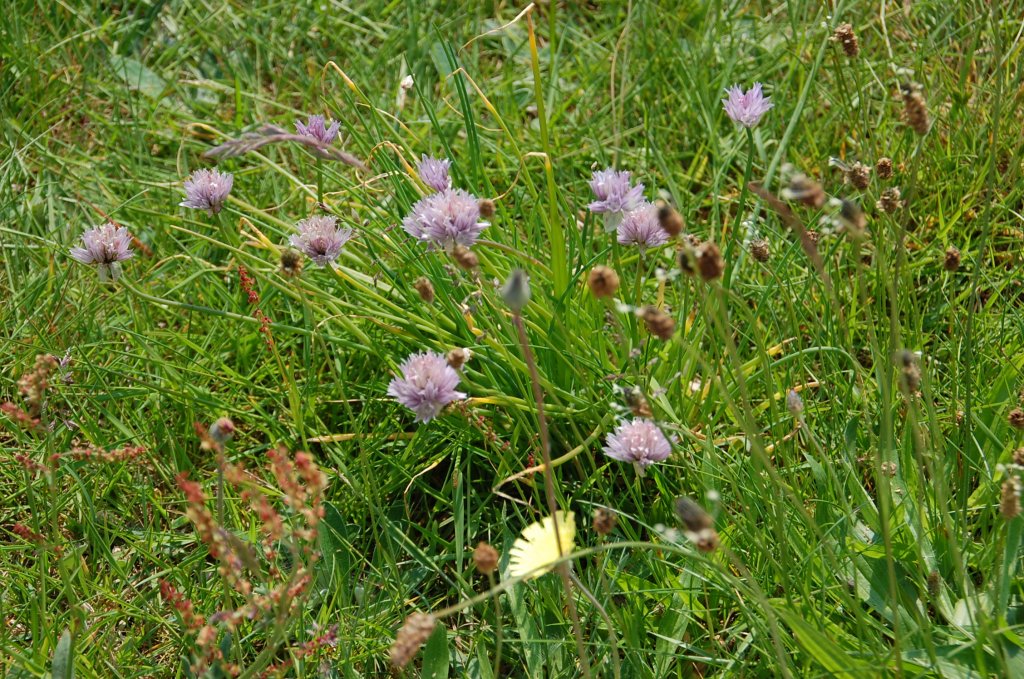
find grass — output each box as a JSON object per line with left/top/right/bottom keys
{"left": 2, "top": 0, "right": 1024, "bottom": 676}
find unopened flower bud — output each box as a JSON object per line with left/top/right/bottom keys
{"left": 786, "top": 389, "right": 804, "bottom": 415}
{"left": 587, "top": 266, "right": 620, "bottom": 298}
{"left": 209, "top": 418, "right": 236, "bottom": 445}
{"left": 501, "top": 269, "right": 530, "bottom": 312}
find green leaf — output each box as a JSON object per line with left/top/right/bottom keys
{"left": 420, "top": 624, "right": 450, "bottom": 679}
{"left": 108, "top": 56, "right": 167, "bottom": 99}
{"left": 51, "top": 630, "right": 74, "bottom": 679}
{"left": 777, "top": 609, "right": 870, "bottom": 677}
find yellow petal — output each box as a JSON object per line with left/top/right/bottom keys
{"left": 508, "top": 511, "right": 576, "bottom": 580}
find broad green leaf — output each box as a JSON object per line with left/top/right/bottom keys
{"left": 421, "top": 625, "right": 450, "bottom": 679}
{"left": 51, "top": 630, "right": 74, "bottom": 679}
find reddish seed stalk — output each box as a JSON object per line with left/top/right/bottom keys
{"left": 512, "top": 312, "right": 592, "bottom": 679}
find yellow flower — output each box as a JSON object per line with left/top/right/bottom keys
{"left": 508, "top": 511, "right": 576, "bottom": 580}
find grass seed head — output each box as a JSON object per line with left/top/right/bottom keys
{"left": 1009, "top": 408, "right": 1024, "bottom": 430}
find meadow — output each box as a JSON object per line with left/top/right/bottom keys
{"left": 2, "top": 1, "right": 1024, "bottom": 676}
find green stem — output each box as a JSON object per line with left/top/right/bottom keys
{"left": 724, "top": 127, "right": 755, "bottom": 286}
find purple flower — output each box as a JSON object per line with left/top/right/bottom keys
{"left": 387, "top": 351, "right": 466, "bottom": 423}
{"left": 617, "top": 203, "right": 668, "bottom": 251}
{"left": 418, "top": 154, "right": 452, "bottom": 192}
{"left": 603, "top": 418, "right": 671, "bottom": 468}
{"left": 69, "top": 223, "right": 135, "bottom": 282}
{"left": 402, "top": 189, "right": 488, "bottom": 249}
{"left": 589, "top": 169, "right": 646, "bottom": 232}
{"left": 180, "top": 168, "right": 233, "bottom": 215}
{"left": 295, "top": 114, "right": 340, "bottom": 146}
{"left": 722, "top": 83, "right": 773, "bottom": 128}
{"left": 289, "top": 215, "right": 354, "bottom": 267}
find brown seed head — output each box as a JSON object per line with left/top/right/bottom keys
{"left": 750, "top": 239, "right": 770, "bottom": 262}
{"left": 1001, "top": 477, "right": 1021, "bottom": 520}
{"left": 943, "top": 247, "right": 961, "bottom": 272}
{"left": 624, "top": 386, "right": 653, "bottom": 418}
{"left": 1013, "top": 447, "right": 1024, "bottom": 467}
{"left": 838, "top": 199, "right": 867, "bottom": 236}
{"left": 413, "top": 277, "right": 435, "bottom": 304}
{"left": 390, "top": 612, "right": 437, "bottom": 668}
{"left": 587, "top": 265, "right": 620, "bottom": 298}
{"left": 694, "top": 528, "right": 720, "bottom": 553}
{"left": 641, "top": 306, "right": 676, "bottom": 340}
{"left": 897, "top": 350, "right": 921, "bottom": 393}
{"left": 478, "top": 199, "right": 496, "bottom": 219}
{"left": 446, "top": 348, "right": 470, "bottom": 370}
{"left": 451, "top": 245, "right": 479, "bottom": 270}
{"left": 846, "top": 162, "right": 871, "bottom": 190}
{"left": 927, "top": 570, "right": 941, "bottom": 597}
{"left": 678, "top": 245, "right": 698, "bottom": 277}
{"left": 280, "top": 249, "right": 303, "bottom": 277}
{"left": 675, "top": 497, "right": 714, "bottom": 533}
{"left": 696, "top": 242, "right": 724, "bottom": 281}
{"left": 781, "top": 174, "right": 826, "bottom": 208}
{"left": 656, "top": 200, "right": 684, "bottom": 237}
{"left": 1010, "top": 408, "right": 1024, "bottom": 430}
{"left": 876, "top": 157, "right": 894, "bottom": 179}
{"left": 833, "top": 23, "right": 859, "bottom": 57}
{"left": 876, "top": 187, "right": 903, "bottom": 214}
{"left": 901, "top": 86, "right": 930, "bottom": 135}
{"left": 592, "top": 508, "right": 617, "bottom": 536}
{"left": 473, "top": 542, "right": 499, "bottom": 574}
